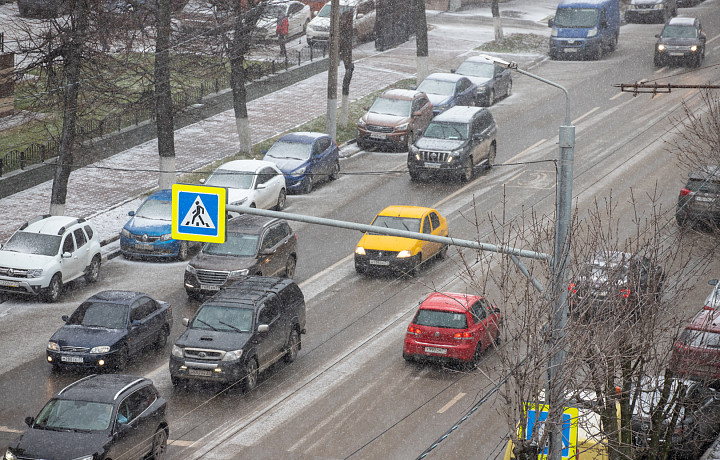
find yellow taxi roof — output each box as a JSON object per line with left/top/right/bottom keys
{"left": 376, "top": 205, "right": 435, "bottom": 219}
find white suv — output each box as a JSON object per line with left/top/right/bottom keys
{"left": 0, "top": 215, "right": 102, "bottom": 302}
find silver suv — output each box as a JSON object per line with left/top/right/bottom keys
{"left": 0, "top": 215, "right": 102, "bottom": 302}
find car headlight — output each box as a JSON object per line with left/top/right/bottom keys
{"left": 355, "top": 246, "right": 366, "bottom": 255}
{"left": 121, "top": 228, "right": 132, "bottom": 238}
{"left": 26, "top": 269, "right": 43, "bottom": 278}
{"left": 397, "top": 250, "right": 413, "bottom": 258}
{"left": 395, "top": 123, "right": 408, "bottom": 131}
{"left": 229, "top": 269, "right": 249, "bottom": 278}
{"left": 690, "top": 45, "right": 698, "bottom": 52}
{"left": 657, "top": 44, "right": 665, "bottom": 51}
{"left": 587, "top": 27, "right": 597, "bottom": 37}
{"left": 186, "top": 264, "right": 197, "bottom": 274}
{"left": 551, "top": 27, "right": 558, "bottom": 37}
{"left": 160, "top": 233, "right": 172, "bottom": 241}
{"left": 90, "top": 346, "right": 110, "bottom": 354}
{"left": 222, "top": 349, "right": 243, "bottom": 361}
{"left": 172, "top": 345, "right": 184, "bottom": 358}
{"left": 358, "top": 118, "right": 366, "bottom": 128}
{"left": 47, "top": 341, "right": 59, "bottom": 351}
{"left": 292, "top": 167, "right": 307, "bottom": 176}
{"left": 448, "top": 149, "right": 462, "bottom": 161}
{"left": 231, "top": 198, "right": 247, "bottom": 206}
{"left": 5, "top": 449, "right": 18, "bottom": 460}
{"left": 653, "top": 3, "right": 663, "bottom": 9}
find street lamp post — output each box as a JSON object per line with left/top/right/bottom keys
{"left": 481, "top": 55, "right": 575, "bottom": 460}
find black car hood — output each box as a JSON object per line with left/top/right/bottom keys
{"left": 11, "top": 427, "right": 108, "bottom": 460}
{"left": 189, "top": 251, "right": 258, "bottom": 272}
{"left": 177, "top": 327, "right": 252, "bottom": 351}
{"left": 50, "top": 325, "right": 126, "bottom": 348}
{"left": 414, "top": 137, "right": 466, "bottom": 152}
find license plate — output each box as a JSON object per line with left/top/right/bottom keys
{"left": 695, "top": 196, "right": 713, "bottom": 202}
{"left": 670, "top": 53, "right": 684, "bottom": 56}
{"left": 425, "top": 347, "right": 447, "bottom": 355}
{"left": 424, "top": 163, "right": 441, "bottom": 169}
{"left": 135, "top": 243, "right": 154, "bottom": 250}
{"left": 370, "top": 133, "right": 387, "bottom": 139}
{"left": 0, "top": 280, "right": 19, "bottom": 287}
{"left": 188, "top": 369, "right": 212, "bottom": 377}
{"left": 201, "top": 284, "right": 221, "bottom": 291}
{"left": 563, "top": 48, "right": 578, "bottom": 53}
{"left": 369, "top": 260, "right": 390, "bottom": 266}
{"left": 61, "top": 356, "right": 83, "bottom": 363}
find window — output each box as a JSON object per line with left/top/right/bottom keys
{"left": 84, "top": 225, "right": 94, "bottom": 240}
{"left": 258, "top": 297, "right": 280, "bottom": 325}
{"left": 256, "top": 167, "right": 275, "bottom": 186}
{"left": 118, "top": 386, "right": 155, "bottom": 425}
{"left": 413, "top": 309, "right": 468, "bottom": 329}
{"left": 131, "top": 297, "right": 157, "bottom": 322}
{"left": 315, "top": 137, "right": 331, "bottom": 155}
{"left": 470, "top": 301, "right": 486, "bottom": 322}
{"left": 261, "top": 225, "right": 286, "bottom": 250}
{"left": 356, "top": 0, "right": 373, "bottom": 15}
{"left": 422, "top": 216, "right": 431, "bottom": 234}
{"left": 288, "top": 2, "right": 302, "bottom": 15}
{"left": 429, "top": 212, "right": 440, "bottom": 229}
{"left": 62, "top": 234, "right": 75, "bottom": 254}
{"left": 411, "top": 98, "right": 423, "bottom": 113}
{"left": 73, "top": 228, "right": 87, "bottom": 249}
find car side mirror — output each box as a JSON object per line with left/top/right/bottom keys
{"left": 131, "top": 320, "right": 141, "bottom": 328}
{"left": 258, "top": 324, "right": 269, "bottom": 333}
{"left": 199, "top": 178, "right": 206, "bottom": 184}
{"left": 710, "top": 279, "right": 719, "bottom": 286}
{"left": 62, "top": 315, "right": 70, "bottom": 322}
{"left": 416, "top": 129, "right": 423, "bottom": 136}
{"left": 256, "top": 183, "right": 267, "bottom": 190}
{"left": 356, "top": 12, "right": 363, "bottom": 19}
{"left": 62, "top": 252, "right": 72, "bottom": 259}
{"left": 182, "top": 318, "right": 190, "bottom": 327}
{"left": 655, "top": 34, "right": 660, "bottom": 38}
{"left": 600, "top": 20, "right": 607, "bottom": 28}
{"left": 117, "top": 422, "right": 133, "bottom": 435}
{"left": 472, "top": 133, "right": 482, "bottom": 140}
{"left": 548, "top": 18, "right": 554, "bottom": 28}
{"left": 261, "top": 247, "right": 275, "bottom": 255}
{"left": 25, "top": 416, "right": 34, "bottom": 427}
{"left": 261, "top": 149, "right": 267, "bottom": 154}
{"left": 450, "top": 68, "right": 456, "bottom": 73}
{"left": 128, "top": 210, "right": 135, "bottom": 217}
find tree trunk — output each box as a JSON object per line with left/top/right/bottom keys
{"left": 338, "top": 12, "right": 353, "bottom": 128}
{"left": 155, "top": 0, "right": 176, "bottom": 189}
{"left": 414, "top": 0, "right": 429, "bottom": 83}
{"left": 230, "top": 54, "right": 252, "bottom": 155}
{"left": 491, "top": 0, "right": 504, "bottom": 43}
{"left": 325, "top": 0, "right": 339, "bottom": 139}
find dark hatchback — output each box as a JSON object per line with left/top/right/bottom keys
{"left": 46, "top": 291, "right": 173, "bottom": 371}
{"left": 4, "top": 374, "right": 168, "bottom": 460}
{"left": 654, "top": 17, "right": 706, "bottom": 67}
{"left": 184, "top": 215, "right": 297, "bottom": 298}
{"left": 676, "top": 165, "right": 720, "bottom": 228}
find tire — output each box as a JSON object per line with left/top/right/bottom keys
{"left": 284, "top": 329, "right": 300, "bottom": 363}
{"left": 243, "top": 358, "right": 259, "bottom": 392}
{"left": 506, "top": 80, "right": 512, "bottom": 98}
{"left": 437, "top": 244, "right": 448, "bottom": 260}
{"left": 654, "top": 54, "right": 663, "bottom": 67}
{"left": 409, "top": 168, "right": 422, "bottom": 182}
{"left": 85, "top": 255, "right": 101, "bottom": 283}
{"left": 406, "top": 131, "right": 416, "bottom": 152}
{"left": 249, "top": 202, "right": 256, "bottom": 208}
{"left": 607, "top": 34, "right": 618, "bottom": 52}
{"left": 302, "top": 175, "right": 313, "bottom": 194}
{"left": 409, "top": 253, "right": 422, "bottom": 277}
{"left": 177, "top": 241, "right": 189, "bottom": 261}
{"left": 170, "top": 375, "right": 181, "bottom": 387}
{"left": 303, "top": 18, "right": 309, "bottom": 34}
{"left": 151, "top": 428, "right": 168, "bottom": 460}
{"left": 460, "top": 157, "right": 473, "bottom": 182}
{"left": 486, "top": 143, "right": 496, "bottom": 170}
{"left": 122, "top": 252, "right": 134, "bottom": 260}
{"left": 591, "top": 45, "right": 603, "bottom": 61}
{"left": 116, "top": 345, "right": 129, "bottom": 371}
{"left": 275, "top": 189, "right": 287, "bottom": 211}
{"left": 155, "top": 325, "right": 169, "bottom": 349}
{"left": 284, "top": 255, "right": 296, "bottom": 278}
{"left": 330, "top": 161, "right": 340, "bottom": 181}
{"left": 402, "top": 352, "right": 413, "bottom": 362}
{"left": 41, "top": 274, "right": 62, "bottom": 303}
{"left": 471, "top": 341, "right": 483, "bottom": 368}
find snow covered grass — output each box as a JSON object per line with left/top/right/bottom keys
{"left": 477, "top": 32, "right": 548, "bottom": 55}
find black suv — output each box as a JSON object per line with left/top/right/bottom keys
{"left": 170, "top": 276, "right": 306, "bottom": 391}
{"left": 184, "top": 215, "right": 297, "bottom": 298}
{"left": 676, "top": 166, "right": 720, "bottom": 228}
{"left": 655, "top": 17, "right": 706, "bottom": 67}
{"left": 4, "top": 374, "right": 168, "bottom": 460}
{"left": 407, "top": 106, "right": 497, "bottom": 182}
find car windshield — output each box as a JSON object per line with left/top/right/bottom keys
{"left": 680, "top": 329, "right": 720, "bottom": 349}
{"left": 202, "top": 233, "right": 259, "bottom": 257}
{"left": 413, "top": 309, "right": 468, "bottom": 329}
{"left": 423, "top": 122, "right": 469, "bottom": 140}
{"left": 662, "top": 25, "right": 698, "bottom": 39}
{"left": 205, "top": 169, "right": 254, "bottom": 190}
{"left": 135, "top": 198, "right": 171, "bottom": 220}
{"left": 67, "top": 302, "right": 129, "bottom": 329}
{"left": 265, "top": 140, "right": 312, "bottom": 161}
{"left": 34, "top": 399, "right": 114, "bottom": 432}
{"left": 417, "top": 79, "right": 455, "bottom": 96}
{"left": 369, "top": 97, "right": 412, "bottom": 117}
{"left": 264, "top": 4, "right": 284, "bottom": 18}
{"left": 316, "top": 2, "right": 352, "bottom": 18}
{"left": 456, "top": 61, "right": 494, "bottom": 78}
{"left": 370, "top": 215, "right": 420, "bottom": 233}
{"left": 553, "top": 8, "right": 598, "bottom": 28}
{"left": 3, "top": 232, "right": 62, "bottom": 256}
{"left": 192, "top": 305, "right": 253, "bottom": 332}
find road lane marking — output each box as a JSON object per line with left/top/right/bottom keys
{"left": 655, "top": 66, "right": 667, "bottom": 74}
{"left": 168, "top": 439, "right": 195, "bottom": 447}
{"left": 714, "top": 45, "right": 720, "bottom": 52}
{"left": 437, "top": 392, "right": 466, "bottom": 414}
{"left": 0, "top": 426, "right": 23, "bottom": 433}
{"left": 707, "top": 34, "right": 720, "bottom": 45}
{"left": 609, "top": 91, "right": 625, "bottom": 101}
{"left": 572, "top": 107, "right": 599, "bottom": 125}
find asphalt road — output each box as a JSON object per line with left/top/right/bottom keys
{"left": 2, "top": 2, "right": 720, "bottom": 459}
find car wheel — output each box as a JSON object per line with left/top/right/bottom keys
{"left": 330, "top": 161, "right": 340, "bottom": 180}
{"left": 151, "top": 428, "right": 168, "bottom": 460}
{"left": 506, "top": 80, "right": 512, "bottom": 97}
{"left": 243, "top": 357, "right": 259, "bottom": 392}
{"left": 116, "top": 345, "right": 129, "bottom": 371}
{"left": 592, "top": 44, "right": 603, "bottom": 60}
{"left": 285, "top": 329, "right": 300, "bottom": 363}
{"left": 461, "top": 157, "right": 473, "bottom": 182}
{"left": 437, "top": 244, "right": 448, "bottom": 260}
{"left": 406, "top": 131, "right": 416, "bottom": 152}
{"left": 654, "top": 54, "right": 663, "bottom": 67}
{"left": 409, "top": 168, "right": 422, "bottom": 182}
{"left": 85, "top": 255, "right": 101, "bottom": 283}
{"left": 676, "top": 211, "right": 687, "bottom": 227}
{"left": 409, "top": 253, "right": 422, "bottom": 277}
{"left": 486, "top": 144, "right": 496, "bottom": 170}
{"left": 303, "top": 175, "right": 313, "bottom": 194}
{"left": 694, "top": 54, "right": 702, "bottom": 68}
{"left": 284, "top": 255, "right": 296, "bottom": 278}
{"left": 471, "top": 341, "right": 483, "bottom": 368}
{"left": 275, "top": 189, "right": 287, "bottom": 211}
{"left": 41, "top": 274, "right": 62, "bottom": 303}
{"left": 155, "top": 325, "right": 170, "bottom": 349}
{"left": 249, "top": 202, "right": 256, "bottom": 208}
{"left": 177, "top": 241, "right": 189, "bottom": 261}
{"left": 170, "top": 374, "right": 181, "bottom": 387}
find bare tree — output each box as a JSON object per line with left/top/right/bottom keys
{"left": 671, "top": 89, "right": 720, "bottom": 172}
{"left": 414, "top": 0, "right": 429, "bottom": 83}
{"left": 338, "top": 9, "right": 353, "bottom": 127}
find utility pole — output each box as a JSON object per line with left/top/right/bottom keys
{"left": 325, "top": 0, "right": 340, "bottom": 139}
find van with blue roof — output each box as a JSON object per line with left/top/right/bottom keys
{"left": 548, "top": 0, "right": 620, "bottom": 60}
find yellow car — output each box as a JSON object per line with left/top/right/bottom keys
{"left": 354, "top": 205, "right": 449, "bottom": 275}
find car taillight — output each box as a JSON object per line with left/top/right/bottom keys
{"left": 569, "top": 283, "right": 577, "bottom": 294}
{"left": 407, "top": 326, "right": 421, "bottom": 336}
{"left": 679, "top": 188, "right": 693, "bottom": 197}
{"left": 620, "top": 288, "right": 630, "bottom": 298}
{"left": 454, "top": 331, "right": 473, "bottom": 339}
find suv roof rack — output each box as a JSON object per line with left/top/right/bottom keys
{"left": 19, "top": 214, "right": 52, "bottom": 231}
{"left": 57, "top": 217, "right": 85, "bottom": 236}
{"left": 57, "top": 374, "right": 97, "bottom": 395}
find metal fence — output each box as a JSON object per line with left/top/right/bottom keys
{"left": 0, "top": 46, "right": 327, "bottom": 177}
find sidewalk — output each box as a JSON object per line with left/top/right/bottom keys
{"left": 0, "top": 0, "right": 555, "bottom": 248}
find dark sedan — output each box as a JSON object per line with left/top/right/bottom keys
{"left": 46, "top": 291, "right": 173, "bottom": 371}
{"left": 453, "top": 56, "right": 512, "bottom": 107}
{"left": 416, "top": 73, "right": 477, "bottom": 116}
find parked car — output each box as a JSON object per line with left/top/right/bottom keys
{"left": 172, "top": 0, "right": 232, "bottom": 35}
{"left": 676, "top": 165, "right": 720, "bottom": 228}
{"left": 262, "top": 132, "right": 340, "bottom": 194}
{"left": 255, "top": 0, "right": 311, "bottom": 41}
{"left": 306, "top": 0, "right": 376, "bottom": 47}
{"left": 202, "top": 159, "right": 286, "bottom": 211}
{"left": 670, "top": 280, "right": 720, "bottom": 381}
{"left": 453, "top": 56, "right": 512, "bottom": 106}
{"left": 677, "top": 0, "right": 702, "bottom": 6}
{"left": 403, "top": 292, "right": 502, "bottom": 366}
{"left": 170, "top": 276, "right": 306, "bottom": 391}
{"left": 0, "top": 215, "right": 101, "bottom": 303}
{"left": 407, "top": 106, "right": 497, "bottom": 182}
{"left": 548, "top": 0, "right": 621, "bottom": 60}
{"left": 46, "top": 291, "right": 173, "bottom": 371}
{"left": 354, "top": 205, "right": 448, "bottom": 276}
{"left": 17, "top": 0, "right": 66, "bottom": 17}
{"left": 3, "top": 374, "right": 168, "bottom": 460}
{"left": 654, "top": 17, "right": 706, "bottom": 67}
{"left": 356, "top": 89, "right": 433, "bottom": 152}
{"left": 416, "top": 73, "right": 477, "bottom": 116}
{"left": 632, "top": 378, "right": 720, "bottom": 459}
{"left": 625, "top": 0, "right": 677, "bottom": 23}
{"left": 184, "top": 215, "right": 297, "bottom": 298}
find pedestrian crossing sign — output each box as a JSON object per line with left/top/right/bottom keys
{"left": 171, "top": 184, "right": 226, "bottom": 243}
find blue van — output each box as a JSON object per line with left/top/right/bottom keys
{"left": 549, "top": 0, "right": 620, "bottom": 60}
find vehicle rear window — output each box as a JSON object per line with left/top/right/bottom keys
{"left": 680, "top": 328, "right": 720, "bottom": 349}
{"left": 413, "top": 309, "right": 468, "bottom": 329}
{"left": 687, "top": 179, "right": 720, "bottom": 195}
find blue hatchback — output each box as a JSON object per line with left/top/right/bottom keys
{"left": 120, "top": 189, "right": 191, "bottom": 260}
{"left": 416, "top": 73, "right": 477, "bottom": 116}
{"left": 263, "top": 132, "right": 340, "bottom": 194}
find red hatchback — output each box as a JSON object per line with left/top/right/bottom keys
{"left": 403, "top": 292, "right": 502, "bottom": 365}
